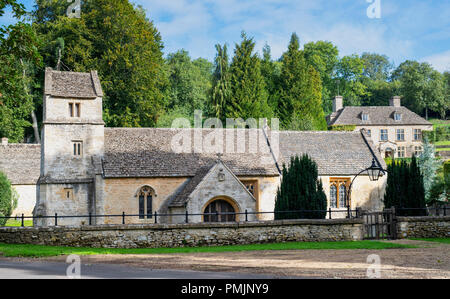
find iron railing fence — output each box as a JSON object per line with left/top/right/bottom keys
{"left": 1, "top": 206, "right": 447, "bottom": 228}
{"left": 1, "top": 208, "right": 359, "bottom": 227}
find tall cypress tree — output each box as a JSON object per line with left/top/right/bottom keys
{"left": 227, "top": 32, "right": 273, "bottom": 120}
{"left": 275, "top": 155, "right": 327, "bottom": 220}
{"left": 211, "top": 43, "right": 231, "bottom": 120}
{"left": 278, "top": 33, "right": 327, "bottom": 130}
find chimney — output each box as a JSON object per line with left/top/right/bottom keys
{"left": 1, "top": 137, "right": 8, "bottom": 145}
{"left": 390, "top": 96, "right": 401, "bottom": 107}
{"left": 332, "top": 96, "right": 343, "bottom": 112}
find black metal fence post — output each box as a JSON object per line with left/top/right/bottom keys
{"left": 55, "top": 213, "right": 58, "bottom": 226}
{"left": 122, "top": 212, "right": 125, "bottom": 225}
{"left": 245, "top": 210, "right": 248, "bottom": 222}
{"left": 89, "top": 213, "right": 92, "bottom": 225}
{"left": 154, "top": 211, "right": 158, "bottom": 224}
{"left": 21, "top": 214, "right": 24, "bottom": 227}
{"left": 185, "top": 211, "right": 188, "bottom": 223}
{"left": 328, "top": 208, "right": 332, "bottom": 220}
{"left": 347, "top": 206, "right": 351, "bottom": 219}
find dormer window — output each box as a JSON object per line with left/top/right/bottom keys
{"left": 361, "top": 113, "right": 369, "bottom": 121}
{"left": 394, "top": 113, "right": 402, "bottom": 121}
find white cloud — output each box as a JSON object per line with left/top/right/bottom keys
{"left": 420, "top": 50, "right": 450, "bottom": 73}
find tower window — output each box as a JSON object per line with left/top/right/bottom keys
{"left": 69, "top": 103, "right": 81, "bottom": 117}
{"left": 72, "top": 141, "right": 82, "bottom": 156}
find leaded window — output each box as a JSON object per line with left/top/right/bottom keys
{"left": 138, "top": 186, "right": 154, "bottom": 219}
{"left": 330, "top": 185, "right": 337, "bottom": 208}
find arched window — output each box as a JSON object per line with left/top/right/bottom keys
{"left": 138, "top": 186, "right": 154, "bottom": 219}
{"left": 339, "top": 184, "right": 347, "bottom": 208}
{"left": 204, "top": 199, "right": 236, "bottom": 223}
{"left": 330, "top": 185, "right": 337, "bottom": 208}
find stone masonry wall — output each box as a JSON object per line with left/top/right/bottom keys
{"left": 0, "top": 219, "right": 363, "bottom": 248}
{"left": 396, "top": 216, "right": 450, "bottom": 239}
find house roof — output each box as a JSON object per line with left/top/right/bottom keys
{"left": 0, "top": 144, "right": 41, "bottom": 185}
{"left": 277, "top": 131, "right": 386, "bottom": 175}
{"left": 44, "top": 67, "right": 103, "bottom": 99}
{"left": 102, "top": 128, "right": 385, "bottom": 178}
{"left": 102, "top": 128, "right": 279, "bottom": 178}
{"left": 327, "top": 106, "right": 432, "bottom": 126}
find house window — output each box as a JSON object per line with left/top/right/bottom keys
{"left": 330, "top": 185, "right": 337, "bottom": 208}
{"left": 72, "top": 141, "right": 82, "bottom": 156}
{"left": 138, "top": 186, "right": 154, "bottom": 219}
{"left": 396, "top": 129, "right": 405, "bottom": 141}
{"left": 394, "top": 113, "right": 402, "bottom": 121}
{"left": 398, "top": 146, "right": 406, "bottom": 158}
{"left": 380, "top": 129, "right": 388, "bottom": 141}
{"left": 330, "top": 178, "right": 350, "bottom": 209}
{"left": 414, "top": 146, "right": 423, "bottom": 157}
{"left": 365, "top": 129, "right": 371, "bottom": 137}
{"left": 414, "top": 129, "right": 422, "bottom": 141}
{"left": 203, "top": 199, "right": 236, "bottom": 222}
{"left": 69, "top": 103, "right": 81, "bottom": 117}
{"left": 64, "top": 188, "right": 74, "bottom": 200}
{"left": 361, "top": 113, "right": 369, "bottom": 121}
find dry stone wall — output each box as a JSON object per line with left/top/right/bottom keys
{"left": 396, "top": 216, "right": 450, "bottom": 239}
{"left": 0, "top": 219, "right": 364, "bottom": 248}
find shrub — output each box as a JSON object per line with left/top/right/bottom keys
{"left": 275, "top": 155, "right": 327, "bottom": 219}
{"left": 0, "top": 172, "right": 17, "bottom": 226}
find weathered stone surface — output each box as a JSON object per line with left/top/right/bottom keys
{"left": 396, "top": 216, "right": 450, "bottom": 239}
{"left": 0, "top": 219, "right": 364, "bottom": 249}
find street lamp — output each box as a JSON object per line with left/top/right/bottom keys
{"left": 345, "top": 159, "right": 386, "bottom": 217}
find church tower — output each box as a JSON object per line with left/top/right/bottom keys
{"left": 35, "top": 68, "right": 105, "bottom": 226}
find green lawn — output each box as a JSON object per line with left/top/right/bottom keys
{"left": 429, "top": 118, "right": 450, "bottom": 129}
{"left": 411, "top": 238, "right": 450, "bottom": 244}
{"left": 4, "top": 219, "right": 33, "bottom": 227}
{"left": 0, "top": 241, "right": 416, "bottom": 258}
{"left": 435, "top": 141, "right": 450, "bottom": 146}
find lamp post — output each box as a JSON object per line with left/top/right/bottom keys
{"left": 345, "top": 159, "right": 385, "bottom": 218}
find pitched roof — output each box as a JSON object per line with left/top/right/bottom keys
{"left": 102, "top": 128, "right": 385, "bottom": 178}
{"left": 277, "top": 131, "right": 386, "bottom": 175}
{"left": 102, "top": 128, "right": 279, "bottom": 178}
{"left": 44, "top": 68, "right": 103, "bottom": 98}
{"left": 169, "top": 160, "right": 256, "bottom": 208}
{"left": 0, "top": 144, "right": 41, "bottom": 185}
{"left": 327, "top": 106, "right": 432, "bottom": 126}
{"left": 168, "top": 164, "right": 214, "bottom": 207}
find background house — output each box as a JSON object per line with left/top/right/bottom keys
{"left": 327, "top": 96, "right": 433, "bottom": 158}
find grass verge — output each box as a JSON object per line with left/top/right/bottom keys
{"left": 4, "top": 219, "right": 33, "bottom": 227}
{"left": 410, "top": 238, "right": 450, "bottom": 244}
{"left": 0, "top": 241, "right": 416, "bottom": 258}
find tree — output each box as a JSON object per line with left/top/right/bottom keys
{"left": 334, "top": 54, "right": 367, "bottom": 107}
{"left": 0, "top": 14, "right": 42, "bottom": 143}
{"left": 226, "top": 32, "right": 273, "bottom": 121}
{"left": 392, "top": 60, "right": 447, "bottom": 119}
{"left": 303, "top": 41, "right": 339, "bottom": 114}
{"left": 384, "top": 157, "right": 426, "bottom": 216}
{"left": 0, "top": 172, "right": 17, "bottom": 226}
{"left": 360, "top": 52, "right": 393, "bottom": 82}
{"left": 211, "top": 43, "right": 231, "bottom": 120}
{"left": 260, "top": 43, "right": 281, "bottom": 113}
{"left": 33, "top": 0, "right": 169, "bottom": 128}
{"left": 278, "top": 33, "right": 326, "bottom": 130}
{"left": 275, "top": 155, "right": 327, "bottom": 220}
{"left": 417, "top": 138, "right": 440, "bottom": 203}
{"left": 165, "top": 49, "right": 213, "bottom": 115}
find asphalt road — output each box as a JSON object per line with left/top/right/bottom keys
{"left": 0, "top": 259, "right": 283, "bottom": 279}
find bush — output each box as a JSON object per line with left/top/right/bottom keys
{"left": 275, "top": 155, "right": 327, "bottom": 219}
{"left": 384, "top": 156, "right": 426, "bottom": 216}
{"left": 0, "top": 172, "right": 17, "bottom": 226}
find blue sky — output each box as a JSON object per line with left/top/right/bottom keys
{"left": 2, "top": 0, "right": 449, "bottom": 72}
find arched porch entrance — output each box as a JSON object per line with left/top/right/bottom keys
{"left": 202, "top": 197, "right": 240, "bottom": 223}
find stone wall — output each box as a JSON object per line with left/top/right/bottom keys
{"left": 396, "top": 216, "right": 450, "bottom": 239}
{"left": 0, "top": 219, "right": 364, "bottom": 248}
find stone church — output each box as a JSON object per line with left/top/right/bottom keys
{"left": 23, "top": 68, "right": 387, "bottom": 226}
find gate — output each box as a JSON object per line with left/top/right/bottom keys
{"left": 361, "top": 208, "right": 397, "bottom": 240}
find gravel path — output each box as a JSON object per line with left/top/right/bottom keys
{"left": 5, "top": 240, "right": 450, "bottom": 279}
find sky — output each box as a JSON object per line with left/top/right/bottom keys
{"left": 1, "top": 0, "right": 449, "bottom": 72}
